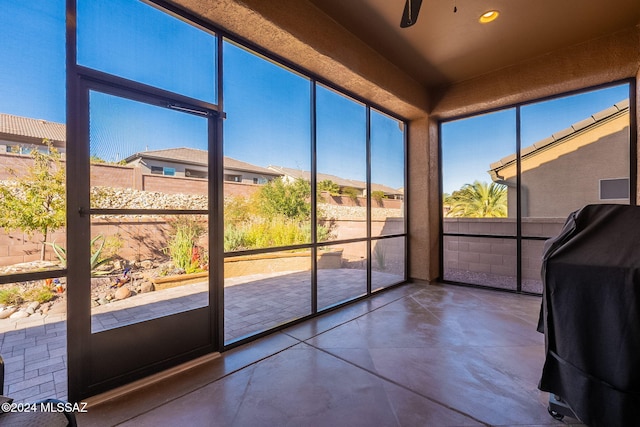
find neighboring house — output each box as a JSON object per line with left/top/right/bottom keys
{"left": 0, "top": 113, "right": 66, "bottom": 155}
{"left": 0, "top": 115, "right": 280, "bottom": 186}
{"left": 489, "top": 99, "right": 630, "bottom": 218}
{"left": 124, "top": 147, "right": 282, "bottom": 184}
{"left": 268, "top": 165, "right": 404, "bottom": 200}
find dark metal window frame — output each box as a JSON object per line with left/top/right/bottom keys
{"left": 66, "top": 57, "right": 222, "bottom": 398}
{"left": 222, "top": 69, "right": 408, "bottom": 348}
{"left": 56, "top": 0, "right": 408, "bottom": 366}
{"left": 0, "top": 0, "right": 410, "bottom": 404}
{"left": 439, "top": 80, "right": 637, "bottom": 295}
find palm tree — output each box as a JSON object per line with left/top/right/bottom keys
{"left": 445, "top": 181, "right": 507, "bottom": 218}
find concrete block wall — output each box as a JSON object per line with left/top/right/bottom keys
{"left": 443, "top": 218, "right": 565, "bottom": 281}
{"left": 1, "top": 153, "right": 405, "bottom": 269}
{"left": 90, "top": 163, "right": 138, "bottom": 189}
{"left": 0, "top": 153, "right": 36, "bottom": 180}
{"left": 0, "top": 229, "right": 66, "bottom": 265}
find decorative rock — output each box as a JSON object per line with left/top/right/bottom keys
{"left": 99, "top": 298, "right": 108, "bottom": 305}
{"left": 0, "top": 307, "right": 17, "bottom": 319}
{"left": 140, "top": 260, "right": 154, "bottom": 269}
{"left": 9, "top": 310, "right": 30, "bottom": 319}
{"left": 47, "top": 301, "right": 66, "bottom": 314}
{"left": 28, "top": 301, "right": 40, "bottom": 311}
{"left": 114, "top": 287, "right": 131, "bottom": 300}
{"left": 140, "top": 281, "right": 155, "bottom": 293}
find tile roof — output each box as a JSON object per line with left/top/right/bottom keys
{"left": 489, "top": 99, "right": 630, "bottom": 171}
{"left": 0, "top": 113, "right": 66, "bottom": 144}
{"left": 126, "top": 147, "right": 281, "bottom": 176}
{"left": 268, "top": 165, "right": 402, "bottom": 195}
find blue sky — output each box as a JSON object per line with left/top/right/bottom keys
{"left": 0, "top": 1, "right": 66, "bottom": 123}
{"left": 2, "top": 0, "right": 626, "bottom": 193}
{"left": 0, "top": 0, "right": 405, "bottom": 189}
{"left": 441, "top": 83, "right": 630, "bottom": 193}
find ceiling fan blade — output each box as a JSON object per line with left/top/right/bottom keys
{"left": 400, "top": 0, "right": 423, "bottom": 28}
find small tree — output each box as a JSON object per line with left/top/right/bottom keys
{"left": 341, "top": 186, "right": 360, "bottom": 203}
{"left": 318, "top": 179, "right": 340, "bottom": 196}
{"left": 445, "top": 181, "right": 507, "bottom": 218}
{"left": 255, "top": 177, "right": 311, "bottom": 221}
{"left": 371, "top": 190, "right": 386, "bottom": 206}
{"left": 0, "top": 141, "right": 66, "bottom": 260}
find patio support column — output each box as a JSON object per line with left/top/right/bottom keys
{"left": 408, "top": 115, "right": 439, "bottom": 281}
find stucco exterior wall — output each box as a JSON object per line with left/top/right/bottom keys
{"left": 432, "top": 27, "right": 640, "bottom": 120}
{"left": 514, "top": 127, "right": 629, "bottom": 218}
{"left": 493, "top": 114, "right": 631, "bottom": 218}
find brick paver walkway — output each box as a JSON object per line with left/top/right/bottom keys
{"left": 0, "top": 269, "right": 402, "bottom": 403}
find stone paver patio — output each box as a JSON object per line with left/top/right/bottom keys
{"left": 0, "top": 269, "right": 403, "bottom": 403}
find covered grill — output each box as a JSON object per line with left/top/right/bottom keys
{"left": 539, "top": 204, "right": 640, "bottom": 426}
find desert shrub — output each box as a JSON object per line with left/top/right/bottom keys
{"left": 23, "top": 286, "right": 55, "bottom": 304}
{"left": 224, "top": 196, "right": 253, "bottom": 225}
{"left": 318, "top": 180, "right": 340, "bottom": 196}
{"left": 244, "top": 218, "right": 309, "bottom": 248}
{"left": 165, "top": 216, "right": 207, "bottom": 273}
{"left": 222, "top": 177, "right": 336, "bottom": 252}
{"left": 371, "top": 190, "right": 386, "bottom": 205}
{"left": 341, "top": 187, "right": 360, "bottom": 202}
{"left": 101, "top": 234, "right": 124, "bottom": 261}
{"left": 372, "top": 244, "right": 386, "bottom": 271}
{"left": 254, "top": 177, "right": 311, "bottom": 220}
{"left": 46, "top": 234, "right": 112, "bottom": 273}
{"left": 316, "top": 223, "right": 332, "bottom": 242}
{"left": 0, "top": 287, "right": 24, "bottom": 305}
{"left": 224, "top": 225, "right": 249, "bottom": 252}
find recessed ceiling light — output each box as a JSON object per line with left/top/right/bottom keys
{"left": 479, "top": 10, "right": 499, "bottom": 24}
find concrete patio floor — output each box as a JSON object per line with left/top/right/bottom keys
{"left": 77, "top": 282, "right": 582, "bottom": 426}
{"left": 0, "top": 268, "right": 403, "bottom": 403}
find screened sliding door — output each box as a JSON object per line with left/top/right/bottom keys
{"left": 67, "top": 81, "right": 219, "bottom": 399}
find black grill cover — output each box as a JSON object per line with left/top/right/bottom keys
{"left": 538, "top": 204, "right": 640, "bottom": 426}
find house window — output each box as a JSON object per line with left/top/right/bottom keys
{"left": 600, "top": 178, "right": 629, "bottom": 200}
{"left": 5, "top": 145, "right": 49, "bottom": 155}
{"left": 224, "top": 174, "right": 241, "bottom": 182}
{"left": 185, "top": 169, "right": 207, "bottom": 179}
{"left": 150, "top": 166, "right": 175, "bottom": 176}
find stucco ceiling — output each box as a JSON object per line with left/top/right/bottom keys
{"left": 308, "top": 0, "right": 640, "bottom": 88}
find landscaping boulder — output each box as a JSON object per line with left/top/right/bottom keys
{"left": 0, "top": 307, "right": 17, "bottom": 319}
{"left": 115, "top": 287, "right": 131, "bottom": 300}
{"left": 140, "top": 281, "right": 155, "bottom": 293}
{"left": 9, "top": 310, "right": 30, "bottom": 319}
{"left": 26, "top": 301, "right": 40, "bottom": 314}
